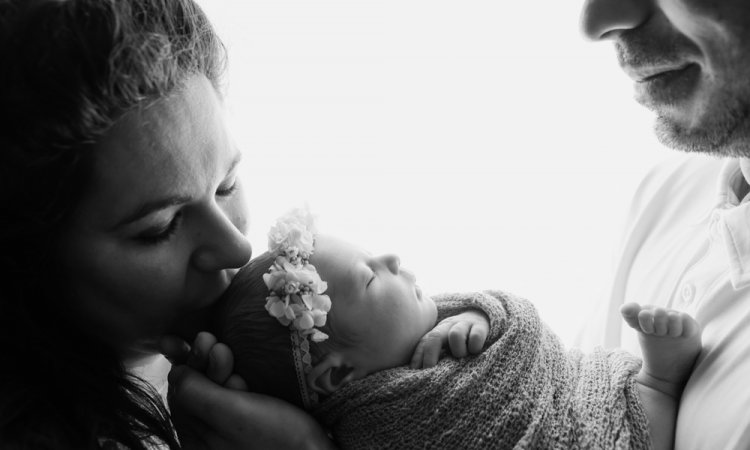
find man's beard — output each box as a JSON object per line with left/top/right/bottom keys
{"left": 651, "top": 92, "right": 750, "bottom": 158}
{"left": 615, "top": 29, "right": 750, "bottom": 158}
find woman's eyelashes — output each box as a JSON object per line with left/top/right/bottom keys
{"left": 133, "top": 178, "right": 237, "bottom": 246}
{"left": 136, "top": 212, "right": 183, "bottom": 245}
{"left": 216, "top": 178, "right": 238, "bottom": 197}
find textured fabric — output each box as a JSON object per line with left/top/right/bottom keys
{"left": 314, "top": 291, "right": 650, "bottom": 450}
{"left": 577, "top": 155, "right": 750, "bottom": 449}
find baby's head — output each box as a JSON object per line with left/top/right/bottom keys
{"left": 213, "top": 216, "right": 437, "bottom": 410}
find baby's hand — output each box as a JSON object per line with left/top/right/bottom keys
{"left": 410, "top": 310, "right": 489, "bottom": 369}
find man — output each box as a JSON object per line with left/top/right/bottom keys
{"left": 580, "top": 0, "right": 750, "bottom": 448}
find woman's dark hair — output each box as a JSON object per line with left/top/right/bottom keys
{"left": 0, "top": 0, "right": 226, "bottom": 447}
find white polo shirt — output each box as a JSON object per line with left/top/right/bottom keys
{"left": 581, "top": 154, "right": 750, "bottom": 449}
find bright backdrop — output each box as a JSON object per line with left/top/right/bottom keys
{"left": 199, "top": 1, "right": 673, "bottom": 346}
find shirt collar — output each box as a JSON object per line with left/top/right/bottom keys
{"left": 716, "top": 158, "right": 746, "bottom": 207}
{"left": 716, "top": 158, "right": 750, "bottom": 289}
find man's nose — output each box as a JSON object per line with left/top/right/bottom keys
{"left": 580, "top": 0, "right": 652, "bottom": 41}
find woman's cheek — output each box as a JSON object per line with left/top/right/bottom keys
{"left": 228, "top": 181, "right": 250, "bottom": 235}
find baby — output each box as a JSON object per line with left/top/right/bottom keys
{"left": 213, "top": 209, "right": 700, "bottom": 450}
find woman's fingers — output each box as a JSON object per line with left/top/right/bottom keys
{"left": 168, "top": 365, "right": 333, "bottom": 450}
{"left": 162, "top": 331, "right": 245, "bottom": 388}
{"left": 169, "top": 378, "right": 212, "bottom": 450}
{"left": 187, "top": 332, "right": 218, "bottom": 372}
{"left": 225, "top": 374, "right": 249, "bottom": 391}
{"left": 158, "top": 335, "right": 192, "bottom": 364}
{"left": 207, "top": 342, "right": 234, "bottom": 386}
{"left": 168, "top": 365, "right": 234, "bottom": 431}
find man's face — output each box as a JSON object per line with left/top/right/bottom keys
{"left": 581, "top": 0, "right": 750, "bottom": 156}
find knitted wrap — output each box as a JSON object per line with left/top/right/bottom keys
{"left": 313, "top": 291, "right": 651, "bottom": 450}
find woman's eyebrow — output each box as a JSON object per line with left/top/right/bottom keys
{"left": 114, "top": 195, "right": 191, "bottom": 229}
{"left": 226, "top": 151, "right": 242, "bottom": 174}
{"left": 116, "top": 152, "right": 241, "bottom": 229}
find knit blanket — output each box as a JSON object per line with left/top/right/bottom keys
{"left": 313, "top": 291, "right": 651, "bottom": 449}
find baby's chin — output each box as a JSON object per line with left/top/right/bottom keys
{"left": 425, "top": 295, "right": 438, "bottom": 322}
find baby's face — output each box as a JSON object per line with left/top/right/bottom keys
{"left": 310, "top": 234, "right": 437, "bottom": 375}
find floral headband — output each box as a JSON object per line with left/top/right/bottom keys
{"left": 263, "top": 207, "right": 331, "bottom": 408}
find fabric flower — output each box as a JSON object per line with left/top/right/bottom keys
{"left": 263, "top": 207, "right": 330, "bottom": 342}
{"left": 295, "top": 310, "right": 315, "bottom": 331}
{"left": 267, "top": 207, "right": 317, "bottom": 256}
{"left": 266, "top": 295, "right": 294, "bottom": 326}
{"left": 309, "top": 330, "right": 329, "bottom": 342}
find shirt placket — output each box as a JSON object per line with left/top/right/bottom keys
{"left": 668, "top": 210, "right": 728, "bottom": 315}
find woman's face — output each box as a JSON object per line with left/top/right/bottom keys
{"left": 59, "top": 74, "right": 252, "bottom": 358}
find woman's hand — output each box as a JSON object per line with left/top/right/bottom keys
{"left": 161, "top": 331, "right": 247, "bottom": 390}
{"left": 161, "top": 332, "right": 336, "bottom": 450}
{"left": 410, "top": 310, "right": 490, "bottom": 369}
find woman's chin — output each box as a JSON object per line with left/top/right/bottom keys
{"left": 166, "top": 303, "right": 215, "bottom": 342}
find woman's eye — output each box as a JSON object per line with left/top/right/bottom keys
{"left": 137, "top": 212, "right": 182, "bottom": 245}
{"left": 216, "top": 180, "right": 238, "bottom": 197}
{"left": 366, "top": 274, "right": 375, "bottom": 288}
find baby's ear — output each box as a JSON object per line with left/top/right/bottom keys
{"left": 307, "top": 353, "right": 356, "bottom": 395}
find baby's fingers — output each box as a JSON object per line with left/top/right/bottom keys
{"left": 411, "top": 324, "right": 449, "bottom": 369}
{"left": 410, "top": 342, "right": 426, "bottom": 369}
{"left": 467, "top": 321, "right": 488, "bottom": 354}
{"left": 448, "top": 322, "right": 470, "bottom": 358}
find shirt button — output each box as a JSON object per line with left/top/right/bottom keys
{"left": 681, "top": 283, "right": 696, "bottom": 304}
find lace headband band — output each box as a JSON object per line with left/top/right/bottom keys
{"left": 262, "top": 207, "right": 331, "bottom": 409}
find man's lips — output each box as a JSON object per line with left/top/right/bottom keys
{"left": 624, "top": 63, "right": 694, "bottom": 83}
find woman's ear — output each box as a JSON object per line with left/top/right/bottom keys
{"left": 307, "top": 353, "right": 356, "bottom": 395}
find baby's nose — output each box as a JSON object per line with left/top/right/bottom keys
{"left": 380, "top": 254, "right": 401, "bottom": 275}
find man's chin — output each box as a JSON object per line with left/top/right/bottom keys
{"left": 653, "top": 112, "right": 750, "bottom": 158}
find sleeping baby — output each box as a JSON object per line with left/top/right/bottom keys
{"left": 213, "top": 208, "right": 700, "bottom": 449}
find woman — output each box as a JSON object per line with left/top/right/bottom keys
{"left": 0, "top": 0, "right": 332, "bottom": 448}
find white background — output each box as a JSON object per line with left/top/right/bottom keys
{"left": 200, "top": 0, "right": 673, "bottom": 345}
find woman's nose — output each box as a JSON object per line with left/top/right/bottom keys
{"left": 580, "top": 0, "right": 652, "bottom": 41}
{"left": 191, "top": 207, "right": 253, "bottom": 272}
{"left": 379, "top": 254, "right": 401, "bottom": 275}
